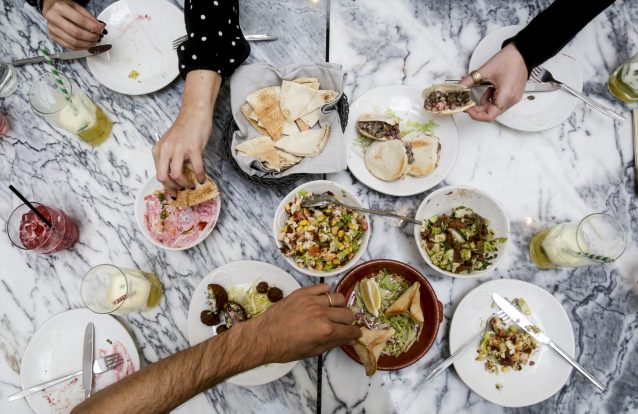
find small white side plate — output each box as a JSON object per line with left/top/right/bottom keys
{"left": 449, "top": 278, "right": 575, "bottom": 407}
{"left": 345, "top": 85, "right": 459, "bottom": 197}
{"left": 187, "top": 261, "right": 301, "bottom": 386}
{"left": 469, "top": 25, "right": 582, "bottom": 132}
{"left": 20, "top": 309, "right": 140, "bottom": 414}
{"left": 87, "top": 0, "right": 186, "bottom": 95}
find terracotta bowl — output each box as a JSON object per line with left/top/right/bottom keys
{"left": 335, "top": 259, "right": 444, "bottom": 371}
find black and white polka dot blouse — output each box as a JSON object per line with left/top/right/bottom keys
{"left": 177, "top": 0, "right": 251, "bottom": 80}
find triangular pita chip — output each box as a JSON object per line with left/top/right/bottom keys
{"left": 245, "top": 87, "right": 285, "bottom": 140}
{"left": 384, "top": 282, "right": 424, "bottom": 323}
{"left": 235, "top": 136, "right": 280, "bottom": 166}
{"left": 353, "top": 327, "right": 395, "bottom": 376}
{"left": 241, "top": 103, "right": 269, "bottom": 136}
{"left": 264, "top": 150, "right": 302, "bottom": 171}
{"left": 298, "top": 107, "right": 321, "bottom": 129}
{"left": 280, "top": 80, "right": 325, "bottom": 122}
{"left": 282, "top": 121, "right": 300, "bottom": 136}
{"left": 274, "top": 125, "right": 331, "bottom": 157}
{"left": 171, "top": 162, "right": 220, "bottom": 208}
{"left": 293, "top": 77, "right": 319, "bottom": 85}
{"left": 295, "top": 118, "right": 310, "bottom": 131}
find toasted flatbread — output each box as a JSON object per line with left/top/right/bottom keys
{"left": 235, "top": 135, "right": 280, "bottom": 166}
{"left": 293, "top": 77, "right": 320, "bottom": 85}
{"left": 171, "top": 163, "right": 220, "bottom": 208}
{"left": 241, "top": 103, "right": 269, "bottom": 136}
{"left": 282, "top": 121, "right": 300, "bottom": 136}
{"left": 280, "top": 80, "right": 324, "bottom": 121}
{"left": 245, "top": 87, "right": 286, "bottom": 140}
{"left": 295, "top": 118, "right": 311, "bottom": 131}
{"left": 384, "top": 282, "right": 424, "bottom": 323}
{"left": 402, "top": 131, "right": 440, "bottom": 177}
{"left": 274, "top": 125, "right": 331, "bottom": 157}
{"left": 264, "top": 150, "right": 302, "bottom": 171}
{"left": 298, "top": 108, "right": 321, "bottom": 129}
{"left": 364, "top": 140, "right": 411, "bottom": 181}
{"left": 353, "top": 327, "right": 395, "bottom": 376}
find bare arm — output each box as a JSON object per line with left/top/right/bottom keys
{"left": 71, "top": 284, "right": 360, "bottom": 414}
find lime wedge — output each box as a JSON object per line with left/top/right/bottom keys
{"left": 360, "top": 278, "right": 381, "bottom": 317}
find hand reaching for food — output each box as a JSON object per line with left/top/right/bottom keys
{"left": 460, "top": 43, "right": 528, "bottom": 122}
{"left": 41, "top": 0, "right": 105, "bottom": 50}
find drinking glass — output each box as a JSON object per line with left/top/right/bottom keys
{"left": 6, "top": 202, "right": 79, "bottom": 254}
{"left": 529, "top": 213, "right": 626, "bottom": 269}
{"left": 0, "top": 62, "right": 18, "bottom": 97}
{"left": 81, "top": 265, "right": 163, "bottom": 315}
{"left": 608, "top": 52, "right": 638, "bottom": 103}
{"left": 29, "top": 73, "right": 112, "bottom": 146}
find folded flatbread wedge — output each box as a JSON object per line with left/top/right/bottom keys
{"left": 264, "top": 150, "right": 302, "bottom": 171}
{"left": 246, "top": 87, "right": 286, "bottom": 140}
{"left": 274, "top": 125, "right": 331, "bottom": 157}
{"left": 353, "top": 327, "right": 395, "bottom": 376}
{"left": 384, "top": 282, "right": 424, "bottom": 323}
{"left": 402, "top": 131, "right": 441, "bottom": 177}
{"left": 235, "top": 135, "right": 281, "bottom": 167}
{"left": 280, "top": 81, "right": 339, "bottom": 122}
{"left": 241, "top": 103, "right": 269, "bottom": 136}
{"left": 171, "top": 163, "right": 220, "bottom": 208}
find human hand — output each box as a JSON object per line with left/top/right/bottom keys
{"left": 151, "top": 108, "right": 212, "bottom": 198}
{"left": 460, "top": 43, "right": 528, "bottom": 122}
{"left": 246, "top": 283, "right": 361, "bottom": 364}
{"left": 41, "top": 0, "right": 105, "bottom": 50}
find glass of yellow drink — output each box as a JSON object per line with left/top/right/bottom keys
{"left": 29, "top": 73, "right": 112, "bottom": 146}
{"left": 81, "top": 264, "right": 163, "bottom": 315}
{"left": 608, "top": 52, "right": 638, "bottom": 103}
{"left": 529, "top": 213, "right": 626, "bottom": 269}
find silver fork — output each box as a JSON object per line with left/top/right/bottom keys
{"left": 8, "top": 353, "right": 123, "bottom": 401}
{"left": 172, "top": 33, "right": 278, "bottom": 50}
{"left": 530, "top": 66, "right": 625, "bottom": 122}
{"left": 424, "top": 310, "right": 507, "bottom": 381}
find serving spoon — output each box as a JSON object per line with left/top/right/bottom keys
{"left": 300, "top": 193, "right": 422, "bottom": 225}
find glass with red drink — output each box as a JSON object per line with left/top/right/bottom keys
{"left": 6, "top": 203, "right": 79, "bottom": 254}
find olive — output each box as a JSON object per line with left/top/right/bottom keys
{"left": 200, "top": 310, "right": 220, "bottom": 326}
{"left": 267, "top": 287, "right": 283, "bottom": 302}
{"left": 216, "top": 325, "right": 229, "bottom": 334}
{"left": 256, "top": 281, "right": 269, "bottom": 294}
{"left": 224, "top": 301, "right": 248, "bottom": 326}
{"left": 207, "top": 284, "right": 229, "bottom": 311}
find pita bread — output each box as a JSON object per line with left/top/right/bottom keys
{"left": 241, "top": 103, "right": 269, "bottom": 136}
{"left": 245, "top": 87, "right": 286, "bottom": 140}
{"left": 235, "top": 136, "right": 280, "bottom": 166}
{"left": 422, "top": 84, "right": 475, "bottom": 115}
{"left": 293, "top": 77, "right": 319, "bottom": 85}
{"left": 171, "top": 163, "right": 220, "bottom": 208}
{"left": 295, "top": 118, "right": 310, "bottom": 131}
{"left": 384, "top": 282, "right": 424, "bottom": 323}
{"left": 279, "top": 81, "right": 324, "bottom": 121}
{"left": 299, "top": 108, "right": 321, "bottom": 129}
{"left": 282, "top": 121, "right": 300, "bottom": 136}
{"left": 274, "top": 125, "right": 331, "bottom": 157}
{"left": 402, "top": 131, "right": 440, "bottom": 177}
{"left": 364, "top": 140, "right": 411, "bottom": 181}
{"left": 353, "top": 327, "right": 395, "bottom": 376}
{"left": 265, "top": 150, "right": 302, "bottom": 171}
{"left": 357, "top": 113, "right": 401, "bottom": 140}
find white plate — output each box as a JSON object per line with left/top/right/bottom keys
{"left": 273, "top": 180, "right": 371, "bottom": 278}
{"left": 135, "top": 175, "right": 221, "bottom": 251}
{"left": 345, "top": 85, "right": 459, "bottom": 197}
{"left": 187, "top": 261, "right": 301, "bottom": 386}
{"left": 449, "top": 279, "right": 575, "bottom": 407}
{"left": 20, "top": 309, "right": 140, "bottom": 414}
{"left": 469, "top": 25, "right": 582, "bottom": 132}
{"left": 87, "top": 0, "right": 185, "bottom": 95}
{"left": 413, "top": 186, "right": 509, "bottom": 278}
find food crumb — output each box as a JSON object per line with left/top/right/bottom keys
{"left": 107, "top": 338, "right": 113, "bottom": 344}
{"left": 128, "top": 70, "right": 140, "bottom": 80}
{"left": 527, "top": 95, "right": 536, "bottom": 100}
{"left": 496, "top": 383, "right": 503, "bottom": 390}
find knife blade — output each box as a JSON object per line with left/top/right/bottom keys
{"left": 444, "top": 80, "right": 560, "bottom": 93}
{"left": 492, "top": 293, "right": 606, "bottom": 392}
{"left": 82, "top": 322, "right": 95, "bottom": 400}
{"left": 12, "top": 44, "right": 112, "bottom": 67}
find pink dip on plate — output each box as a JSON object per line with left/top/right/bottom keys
{"left": 144, "top": 190, "right": 217, "bottom": 248}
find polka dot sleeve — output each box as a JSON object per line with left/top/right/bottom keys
{"left": 177, "top": 0, "right": 251, "bottom": 80}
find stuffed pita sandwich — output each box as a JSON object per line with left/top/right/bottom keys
{"left": 402, "top": 131, "right": 441, "bottom": 177}
{"left": 422, "top": 84, "right": 475, "bottom": 115}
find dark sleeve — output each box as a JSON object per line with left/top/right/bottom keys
{"left": 505, "top": 0, "right": 616, "bottom": 74}
{"left": 177, "top": 0, "right": 251, "bottom": 81}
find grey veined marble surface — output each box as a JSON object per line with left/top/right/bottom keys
{"left": 1, "top": 0, "right": 637, "bottom": 413}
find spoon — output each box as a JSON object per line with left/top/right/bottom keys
{"left": 300, "top": 193, "right": 422, "bottom": 225}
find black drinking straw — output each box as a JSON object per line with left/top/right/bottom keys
{"left": 9, "top": 185, "right": 52, "bottom": 228}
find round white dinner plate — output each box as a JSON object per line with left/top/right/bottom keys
{"left": 469, "top": 25, "right": 582, "bottom": 132}
{"left": 20, "top": 309, "right": 140, "bottom": 414}
{"left": 187, "top": 261, "right": 301, "bottom": 386}
{"left": 87, "top": 0, "right": 185, "bottom": 95}
{"left": 345, "top": 85, "right": 459, "bottom": 197}
{"left": 134, "top": 175, "right": 221, "bottom": 251}
{"left": 449, "top": 278, "right": 575, "bottom": 407}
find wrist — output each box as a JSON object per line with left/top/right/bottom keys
{"left": 229, "top": 320, "right": 268, "bottom": 368}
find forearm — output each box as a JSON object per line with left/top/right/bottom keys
{"left": 180, "top": 70, "right": 222, "bottom": 117}
{"left": 71, "top": 322, "right": 262, "bottom": 414}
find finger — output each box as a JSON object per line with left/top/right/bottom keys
{"left": 48, "top": 23, "right": 95, "bottom": 49}
{"left": 57, "top": 16, "right": 101, "bottom": 42}
{"left": 69, "top": 2, "right": 105, "bottom": 32}
{"left": 302, "top": 283, "right": 330, "bottom": 296}
{"left": 469, "top": 102, "right": 502, "bottom": 122}
{"left": 329, "top": 323, "right": 362, "bottom": 343}
{"left": 169, "top": 156, "right": 193, "bottom": 188}
{"left": 188, "top": 153, "right": 206, "bottom": 184}
{"left": 324, "top": 307, "right": 356, "bottom": 325}
{"left": 49, "top": 32, "right": 74, "bottom": 50}
{"left": 156, "top": 147, "right": 182, "bottom": 194}
{"left": 459, "top": 74, "right": 475, "bottom": 88}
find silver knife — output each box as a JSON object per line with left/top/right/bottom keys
{"left": 445, "top": 79, "right": 560, "bottom": 93}
{"left": 244, "top": 34, "right": 277, "bottom": 41}
{"left": 12, "top": 45, "right": 112, "bottom": 67}
{"left": 82, "top": 323, "right": 95, "bottom": 399}
{"left": 492, "top": 293, "right": 606, "bottom": 392}
{"left": 632, "top": 109, "right": 638, "bottom": 194}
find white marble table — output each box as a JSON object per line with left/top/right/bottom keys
{"left": 1, "top": 0, "right": 637, "bottom": 413}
